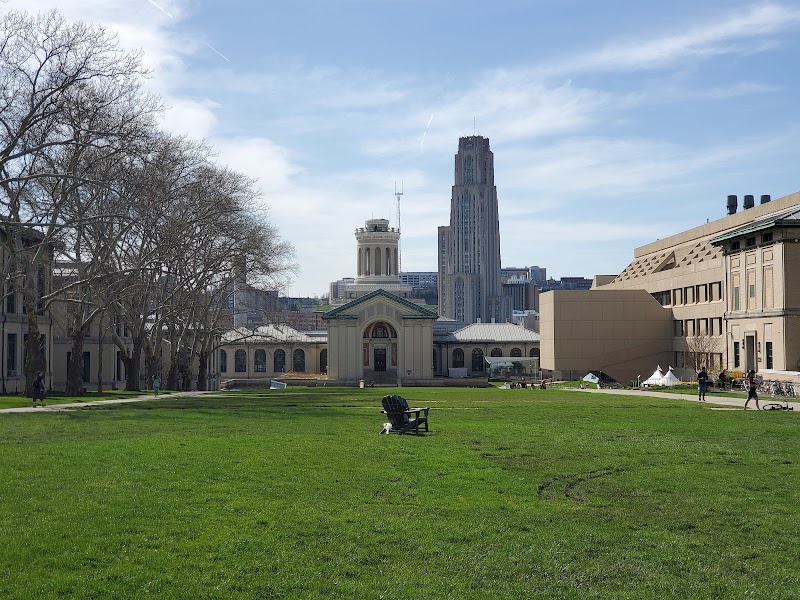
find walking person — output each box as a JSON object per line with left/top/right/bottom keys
{"left": 744, "top": 369, "right": 759, "bottom": 410}
{"left": 152, "top": 375, "right": 161, "bottom": 397}
{"left": 31, "top": 371, "right": 46, "bottom": 407}
{"left": 697, "top": 366, "right": 709, "bottom": 401}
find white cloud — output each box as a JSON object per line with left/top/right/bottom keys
{"left": 551, "top": 3, "right": 800, "bottom": 74}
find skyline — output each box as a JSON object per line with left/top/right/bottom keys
{"left": 7, "top": 0, "right": 800, "bottom": 297}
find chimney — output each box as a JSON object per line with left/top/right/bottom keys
{"left": 760, "top": 194, "right": 771, "bottom": 205}
{"left": 727, "top": 195, "right": 738, "bottom": 215}
{"left": 743, "top": 194, "right": 755, "bottom": 209}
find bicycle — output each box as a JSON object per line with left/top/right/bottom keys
{"left": 760, "top": 396, "right": 794, "bottom": 411}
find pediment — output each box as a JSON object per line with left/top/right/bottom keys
{"left": 323, "top": 289, "right": 437, "bottom": 322}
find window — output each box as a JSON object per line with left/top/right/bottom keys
{"left": 6, "top": 333, "right": 16, "bottom": 376}
{"left": 766, "top": 342, "right": 773, "bottom": 369}
{"left": 710, "top": 282, "right": 722, "bottom": 302}
{"left": 490, "top": 347, "right": 503, "bottom": 357}
{"left": 510, "top": 348, "right": 522, "bottom": 357}
{"left": 83, "top": 351, "right": 91, "bottom": 383}
{"left": 453, "top": 348, "right": 464, "bottom": 368}
{"left": 293, "top": 349, "right": 305, "bottom": 372}
{"left": 747, "top": 271, "right": 756, "bottom": 309}
{"left": 732, "top": 274, "right": 741, "bottom": 311}
{"left": 220, "top": 350, "right": 227, "bottom": 373}
{"left": 652, "top": 290, "right": 671, "bottom": 306}
{"left": 235, "top": 350, "right": 247, "bottom": 372}
{"left": 685, "top": 320, "right": 696, "bottom": 336}
{"left": 674, "top": 320, "right": 684, "bottom": 337}
{"left": 5, "top": 282, "right": 15, "bottom": 313}
{"left": 274, "top": 349, "right": 286, "bottom": 373}
{"left": 684, "top": 286, "right": 695, "bottom": 304}
{"left": 254, "top": 349, "right": 266, "bottom": 372}
{"left": 530, "top": 348, "right": 540, "bottom": 358}
{"left": 746, "top": 237, "right": 756, "bottom": 247}
{"left": 472, "top": 348, "right": 484, "bottom": 372}
{"left": 463, "top": 155, "right": 474, "bottom": 185}
{"left": 762, "top": 232, "right": 773, "bottom": 243}
{"left": 696, "top": 284, "right": 708, "bottom": 303}
{"left": 320, "top": 349, "right": 328, "bottom": 373}
{"left": 731, "top": 241, "right": 740, "bottom": 251}
{"left": 734, "top": 342, "right": 740, "bottom": 368}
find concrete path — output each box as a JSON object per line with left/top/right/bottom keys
{"left": 0, "top": 390, "right": 216, "bottom": 414}
{"left": 575, "top": 386, "right": 800, "bottom": 410}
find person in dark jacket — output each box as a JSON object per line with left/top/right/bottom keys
{"left": 697, "top": 366, "right": 709, "bottom": 401}
{"left": 31, "top": 371, "right": 46, "bottom": 407}
{"left": 744, "top": 370, "right": 759, "bottom": 410}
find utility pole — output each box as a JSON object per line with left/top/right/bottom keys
{"left": 395, "top": 181, "right": 403, "bottom": 273}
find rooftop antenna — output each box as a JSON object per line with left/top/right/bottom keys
{"left": 395, "top": 181, "right": 403, "bottom": 273}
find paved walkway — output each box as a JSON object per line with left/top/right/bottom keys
{"left": 0, "top": 390, "right": 216, "bottom": 414}
{"left": 3, "top": 388, "right": 797, "bottom": 414}
{"left": 575, "top": 387, "right": 800, "bottom": 410}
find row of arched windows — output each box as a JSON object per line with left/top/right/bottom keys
{"left": 220, "top": 349, "right": 328, "bottom": 374}
{"left": 451, "top": 347, "right": 540, "bottom": 371}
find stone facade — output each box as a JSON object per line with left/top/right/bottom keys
{"left": 438, "top": 136, "right": 511, "bottom": 324}
{"left": 541, "top": 191, "right": 800, "bottom": 384}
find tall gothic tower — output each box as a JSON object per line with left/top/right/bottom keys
{"left": 438, "top": 135, "right": 511, "bottom": 323}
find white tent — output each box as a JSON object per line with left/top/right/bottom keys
{"left": 662, "top": 368, "right": 681, "bottom": 387}
{"left": 643, "top": 366, "right": 664, "bottom": 386}
{"left": 582, "top": 373, "right": 600, "bottom": 383}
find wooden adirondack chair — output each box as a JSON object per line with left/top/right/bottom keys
{"left": 380, "top": 395, "right": 430, "bottom": 435}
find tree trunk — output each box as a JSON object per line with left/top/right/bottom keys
{"left": 25, "top": 302, "right": 47, "bottom": 397}
{"left": 197, "top": 350, "right": 208, "bottom": 391}
{"left": 125, "top": 334, "right": 144, "bottom": 391}
{"left": 66, "top": 331, "right": 86, "bottom": 395}
{"left": 23, "top": 289, "right": 46, "bottom": 398}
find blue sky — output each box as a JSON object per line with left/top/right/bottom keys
{"left": 10, "top": 0, "right": 800, "bottom": 297}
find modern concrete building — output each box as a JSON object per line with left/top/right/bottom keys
{"left": 438, "top": 136, "right": 512, "bottom": 324}
{"left": 541, "top": 191, "right": 800, "bottom": 385}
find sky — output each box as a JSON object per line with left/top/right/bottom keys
{"left": 7, "top": 0, "right": 800, "bottom": 297}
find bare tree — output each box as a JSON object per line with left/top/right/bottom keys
{"left": 0, "top": 10, "right": 154, "bottom": 393}
{"left": 686, "top": 333, "right": 721, "bottom": 373}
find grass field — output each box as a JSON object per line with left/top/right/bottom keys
{"left": 0, "top": 387, "right": 798, "bottom": 599}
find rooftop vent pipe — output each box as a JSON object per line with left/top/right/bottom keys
{"left": 760, "top": 194, "right": 771, "bottom": 204}
{"left": 743, "top": 194, "right": 755, "bottom": 209}
{"left": 727, "top": 195, "right": 738, "bottom": 215}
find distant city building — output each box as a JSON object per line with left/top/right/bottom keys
{"left": 399, "top": 271, "right": 438, "bottom": 287}
{"left": 438, "top": 136, "right": 511, "bottom": 324}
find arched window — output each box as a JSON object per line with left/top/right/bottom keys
{"left": 220, "top": 349, "right": 228, "bottom": 373}
{"left": 375, "top": 247, "right": 382, "bottom": 275}
{"left": 490, "top": 347, "right": 503, "bottom": 357}
{"left": 274, "top": 349, "right": 286, "bottom": 373}
{"left": 510, "top": 348, "right": 522, "bottom": 357}
{"left": 529, "top": 348, "right": 540, "bottom": 358}
{"left": 453, "top": 348, "right": 465, "bottom": 368}
{"left": 293, "top": 349, "right": 306, "bottom": 372}
{"left": 472, "top": 348, "right": 484, "bottom": 372}
{"left": 234, "top": 349, "right": 247, "bottom": 372}
{"left": 364, "top": 322, "right": 396, "bottom": 338}
{"left": 254, "top": 349, "right": 267, "bottom": 372}
{"left": 365, "top": 248, "right": 370, "bottom": 275}
{"left": 320, "top": 349, "right": 328, "bottom": 373}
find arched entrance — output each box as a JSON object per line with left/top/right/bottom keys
{"left": 362, "top": 320, "right": 398, "bottom": 384}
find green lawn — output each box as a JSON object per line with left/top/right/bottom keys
{"left": 0, "top": 387, "right": 797, "bottom": 599}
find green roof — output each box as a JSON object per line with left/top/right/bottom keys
{"left": 710, "top": 207, "right": 800, "bottom": 244}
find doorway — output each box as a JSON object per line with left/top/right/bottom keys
{"left": 745, "top": 334, "right": 756, "bottom": 372}
{"left": 374, "top": 348, "right": 387, "bottom": 372}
